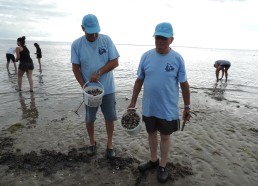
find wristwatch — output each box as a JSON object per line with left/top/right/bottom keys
{"left": 184, "top": 104, "right": 191, "bottom": 109}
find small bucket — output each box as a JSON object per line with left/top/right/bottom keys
{"left": 83, "top": 81, "right": 104, "bottom": 107}
{"left": 121, "top": 108, "right": 142, "bottom": 135}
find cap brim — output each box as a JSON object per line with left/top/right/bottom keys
{"left": 153, "top": 32, "right": 172, "bottom": 38}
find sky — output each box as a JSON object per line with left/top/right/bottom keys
{"left": 0, "top": 0, "right": 257, "bottom": 50}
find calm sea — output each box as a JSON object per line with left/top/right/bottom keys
{"left": 0, "top": 39, "right": 258, "bottom": 126}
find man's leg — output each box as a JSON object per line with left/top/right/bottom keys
{"left": 85, "top": 122, "right": 97, "bottom": 156}
{"left": 149, "top": 131, "right": 158, "bottom": 162}
{"left": 101, "top": 93, "right": 117, "bottom": 149}
{"left": 225, "top": 67, "right": 229, "bottom": 82}
{"left": 86, "top": 122, "right": 95, "bottom": 145}
{"left": 105, "top": 120, "right": 114, "bottom": 149}
{"left": 6, "top": 61, "right": 10, "bottom": 71}
{"left": 157, "top": 133, "right": 171, "bottom": 183}
{"left": 138, "top": 117, "right": 159, "bottom": 171}
{"left": 6, "top": 54, "right": 10, "bottom": 72}
{"left": 159, "top": 134, "right": 171, "bottom": 167}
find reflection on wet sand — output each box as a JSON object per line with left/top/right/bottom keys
{"left": 212, "top": 81, "right": 227, "bottom": 101}
{"left": 18, "top": 92, "right": 39, "bottom": 124}
{"left": 38, "top": 74, "right": 44, "bottom": 84}
{"left": 7, "top": 72, "right": 18, "bottom": 90}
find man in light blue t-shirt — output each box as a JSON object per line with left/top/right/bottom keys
{"left": 71, "top": 14, "right": 120, "bottom": 159}
{"left": 128, "top": 22, "right": 191, "bottom": 183}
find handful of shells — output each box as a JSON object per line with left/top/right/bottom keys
{"left": 121, "top": 110, "right": 140, "bottom": 129}
{"left": 87, "top": 89, "right": 103, "bottom": 96}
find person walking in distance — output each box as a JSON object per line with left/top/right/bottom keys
{"left": 71, "top": 14, "right": 120, "bottom": 159}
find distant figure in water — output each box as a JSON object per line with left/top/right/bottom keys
{"left": 214, "top": 60, "right": 231, "bottom": 82}
{"left": 34, "top": 43, "right": 42, "bottom": 73}
{"left": 16, "top": 36, "right": 34, "bottom": 92}
{"left": 6, "top": 47, "right": 17, "bottom": 74}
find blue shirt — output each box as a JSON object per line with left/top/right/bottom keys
{"left": 137, "top": 49, "right": 187, "bottom": 121}
{"left": 71, "top": 34, "right": 120, "bottom": 95}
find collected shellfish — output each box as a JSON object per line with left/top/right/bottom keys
{"left": 121, "top": 110, "right": 140, "bottom": 129}
{"left": 87, "top": 89, "right": 102, "bottom": 96}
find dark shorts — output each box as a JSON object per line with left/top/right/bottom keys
{"left": 143, "top": 116, "right": 180, "bottom": 135}
{"left": 37, "top": 54, "right": 42, "bottom": 59}
{"left": 85, "top": 93, "right": 117, "bottom": 123}
{"left": 6, "top": 54, "right": 15, "bottom": 62}
{"left": 19, "top": 62, "right": 34, "bottom": 71}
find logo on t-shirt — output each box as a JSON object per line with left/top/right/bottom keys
{"left": 99, "top": 47, "right": 106, "bottom": 55}
{"left": 165, "top": 63, "right": 174, "bottom": 72}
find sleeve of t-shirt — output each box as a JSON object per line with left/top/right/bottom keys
{"left": 106, "top": 36, "right": 120, "bottom": 61}
{"left": 177, "top": 54, "right": 187, "bottom": 83}
{"left": 71, "top": 41, "right": 80, "bottom": 65}
{"left": 137, "top": 55, "right": 145, "bottom": 80}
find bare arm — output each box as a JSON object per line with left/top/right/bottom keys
{"left": 90, "top": 58, "right": 119, "bottom": 82}
{"left": 220, "top": 68, "right": 225, "bottom": 80}
{"left": 128, "top": 78, "right": 144, "bottom": 109}
{"left": 216, "top": 65, "right": 224, "bottom": 82}
{"left": 15, "top": 47, "right": 22, "bottom": 62}
{"left": 180, "top": 81, "right": 191, "bottom": 121}
{"left": 215, "top": 68, "right": 220, "bottom": 82}
{"left": 72, "top": 64, "right": 85, "bottom": 88}
{"left": 99, "top": 58, "right": 119, "bottom": 75}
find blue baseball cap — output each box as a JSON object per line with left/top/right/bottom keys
{"left": 82, "top": 14, "right": 100, "bottom": 34}
{"left": 153, "top": 22, "right": 173, "bottom": 38}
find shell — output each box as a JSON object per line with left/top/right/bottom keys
{"left": 87, "top": 89, "right": 103, "bottom": 96}
{"left": 121, "top": 110, "right": 140, "bottom": 129}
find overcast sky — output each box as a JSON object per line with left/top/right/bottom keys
{"left": 0, "top": 0, "right": 257, "bottom": 50}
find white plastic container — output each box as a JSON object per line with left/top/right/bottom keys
{"left": 121, "top": 108, "right": 142, "bottom": 135}
{"left": 83, "top": 81, "right": 104, "bottom": 107}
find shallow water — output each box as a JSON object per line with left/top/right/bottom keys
{"left": 1, "top": 40, "right": 258, "bottom": 128}
{"left": 178, "top": 47, "right": 258, "bottom": 108}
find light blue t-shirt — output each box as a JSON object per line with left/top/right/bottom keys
{"left": 71, "top": 34, "right": 120, "bottom": 95}
{"left": 137, "top": 49, "right": 187, "bottom": 121}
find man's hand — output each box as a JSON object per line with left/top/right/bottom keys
{"left": 90, "top": 71, "right": 101, "bottom": 82}
{"left": 183, "top": 108, "right": 191, "bottom": 121}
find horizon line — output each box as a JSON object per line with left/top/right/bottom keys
{"left": 1, "top": 38, "right": 257, "bottom": 51}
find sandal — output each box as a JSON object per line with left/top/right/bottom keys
{"left": 86, "top": 142, "right": 96, "bottom": 156}
{"left": 106, "top": 148, "right": 116, "bottom": 159}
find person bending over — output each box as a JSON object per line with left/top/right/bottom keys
{"left": 214, "top": 60, "right": 231, "bottom": 82}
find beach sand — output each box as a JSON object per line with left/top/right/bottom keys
{"left": 0, "top": 90, "right": 258, "bottom": 186}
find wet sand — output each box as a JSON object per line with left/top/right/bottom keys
{"left": 0, "top": 90, "right": 258, "bottom": 186}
